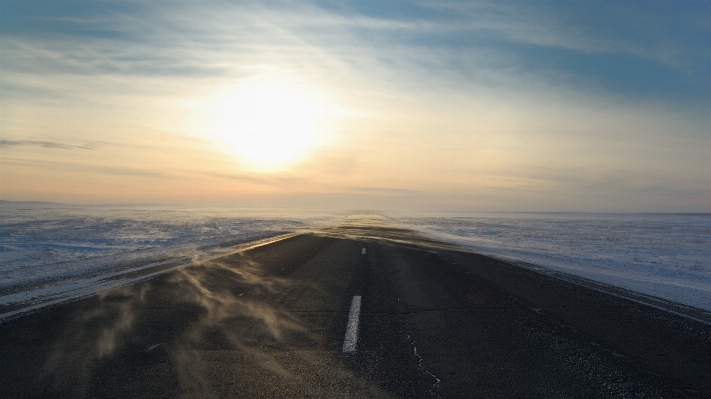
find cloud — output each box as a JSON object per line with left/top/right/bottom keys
{"left": 346, "top": 186, "right": 420, "bottom": 196}
{"left": 3, "top": 0, "right": 707, "bottom": 105}
{"left": 0, "top": 139, "right": 99, "bottom": 150}
{"left": 191, "top": 170, "right": 309, "bottom": 187}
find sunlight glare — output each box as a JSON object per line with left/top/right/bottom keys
{"left": 210, "top": 76, "right": 327, "bottom": 172}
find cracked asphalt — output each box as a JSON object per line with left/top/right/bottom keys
{"left": 1, "top": 221, "right": 710, "bottom": 398}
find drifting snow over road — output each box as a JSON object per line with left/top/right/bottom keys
{"left": 3, "top": 206, "right": 710, "bottom": 320}
{"left": 0, "top": 205, "right": 342, "bottom": 319}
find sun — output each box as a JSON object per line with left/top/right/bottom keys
{"left": 210, "top": 76, "right": 326, "bottom": 172}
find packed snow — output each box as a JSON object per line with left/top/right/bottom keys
{"left": 2, "top": 205, "right": 710, "bottom": 319}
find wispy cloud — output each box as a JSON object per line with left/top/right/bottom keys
{"left": 3, "top": 0, "right": 707, "bottom": 104}
{"left": 0, "top": 140, "right": 99, "bottom": 150}
{"left": 346, "top": 186, "right": 420, "bottom": 196}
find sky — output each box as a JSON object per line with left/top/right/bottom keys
{"left": 1, "top": 0, "right": 710, "bottom": 212}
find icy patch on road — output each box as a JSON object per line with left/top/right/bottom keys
{"left": 396, "top": 212, "right": 711, "bottom": 312}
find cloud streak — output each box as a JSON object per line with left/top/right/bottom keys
{"left": 0, "top": 140, "right": 99, "bottom": 150}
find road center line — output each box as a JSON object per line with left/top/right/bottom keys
{"left": 361, "top": 247, "right": 366, "bottom": 254}
{"left": 342, "top": 295, "right": 362, "bottom": 353}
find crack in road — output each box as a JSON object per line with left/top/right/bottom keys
{"left": 402, "top": 320, "right": 441, "bottom": 398}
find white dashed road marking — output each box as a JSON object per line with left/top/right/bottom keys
{"left": 342, "top": 295, "right": 362, "bottom": 353}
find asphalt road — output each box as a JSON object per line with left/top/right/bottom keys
{"left": 1, "top": 221, "right": 710, "bottom": 398}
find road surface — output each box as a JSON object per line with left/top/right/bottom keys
{"left": 1, "top": 219, "right": 709, "bottom": 398}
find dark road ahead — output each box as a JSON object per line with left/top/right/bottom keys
{"left": 1, "top": 220, "right": 710, "bottom": 398}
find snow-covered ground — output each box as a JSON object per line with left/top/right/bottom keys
{"left": 396, "top": 212, "right": 711, "bottom": 312}
{"left": 2, "top": 206, "right": 710, "bottom": 319}
{"left": 0, "top": 205, "right": 342, "bottom": 318}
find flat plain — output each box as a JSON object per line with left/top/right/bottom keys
{"left": 1, "top": 222, "right": 709, "bottom": 398}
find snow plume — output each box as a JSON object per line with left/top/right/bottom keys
{"left": 41, "top": 283, "right": 150, "bottom": 394}
{"left": 166, "top": 256, "right": 309, "bottom": 396}
{"left": 39, "top": 251, "right": 311, "bottom": 396}
{"left": 315, "top": 214, "right": 462, "bottom": 253}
